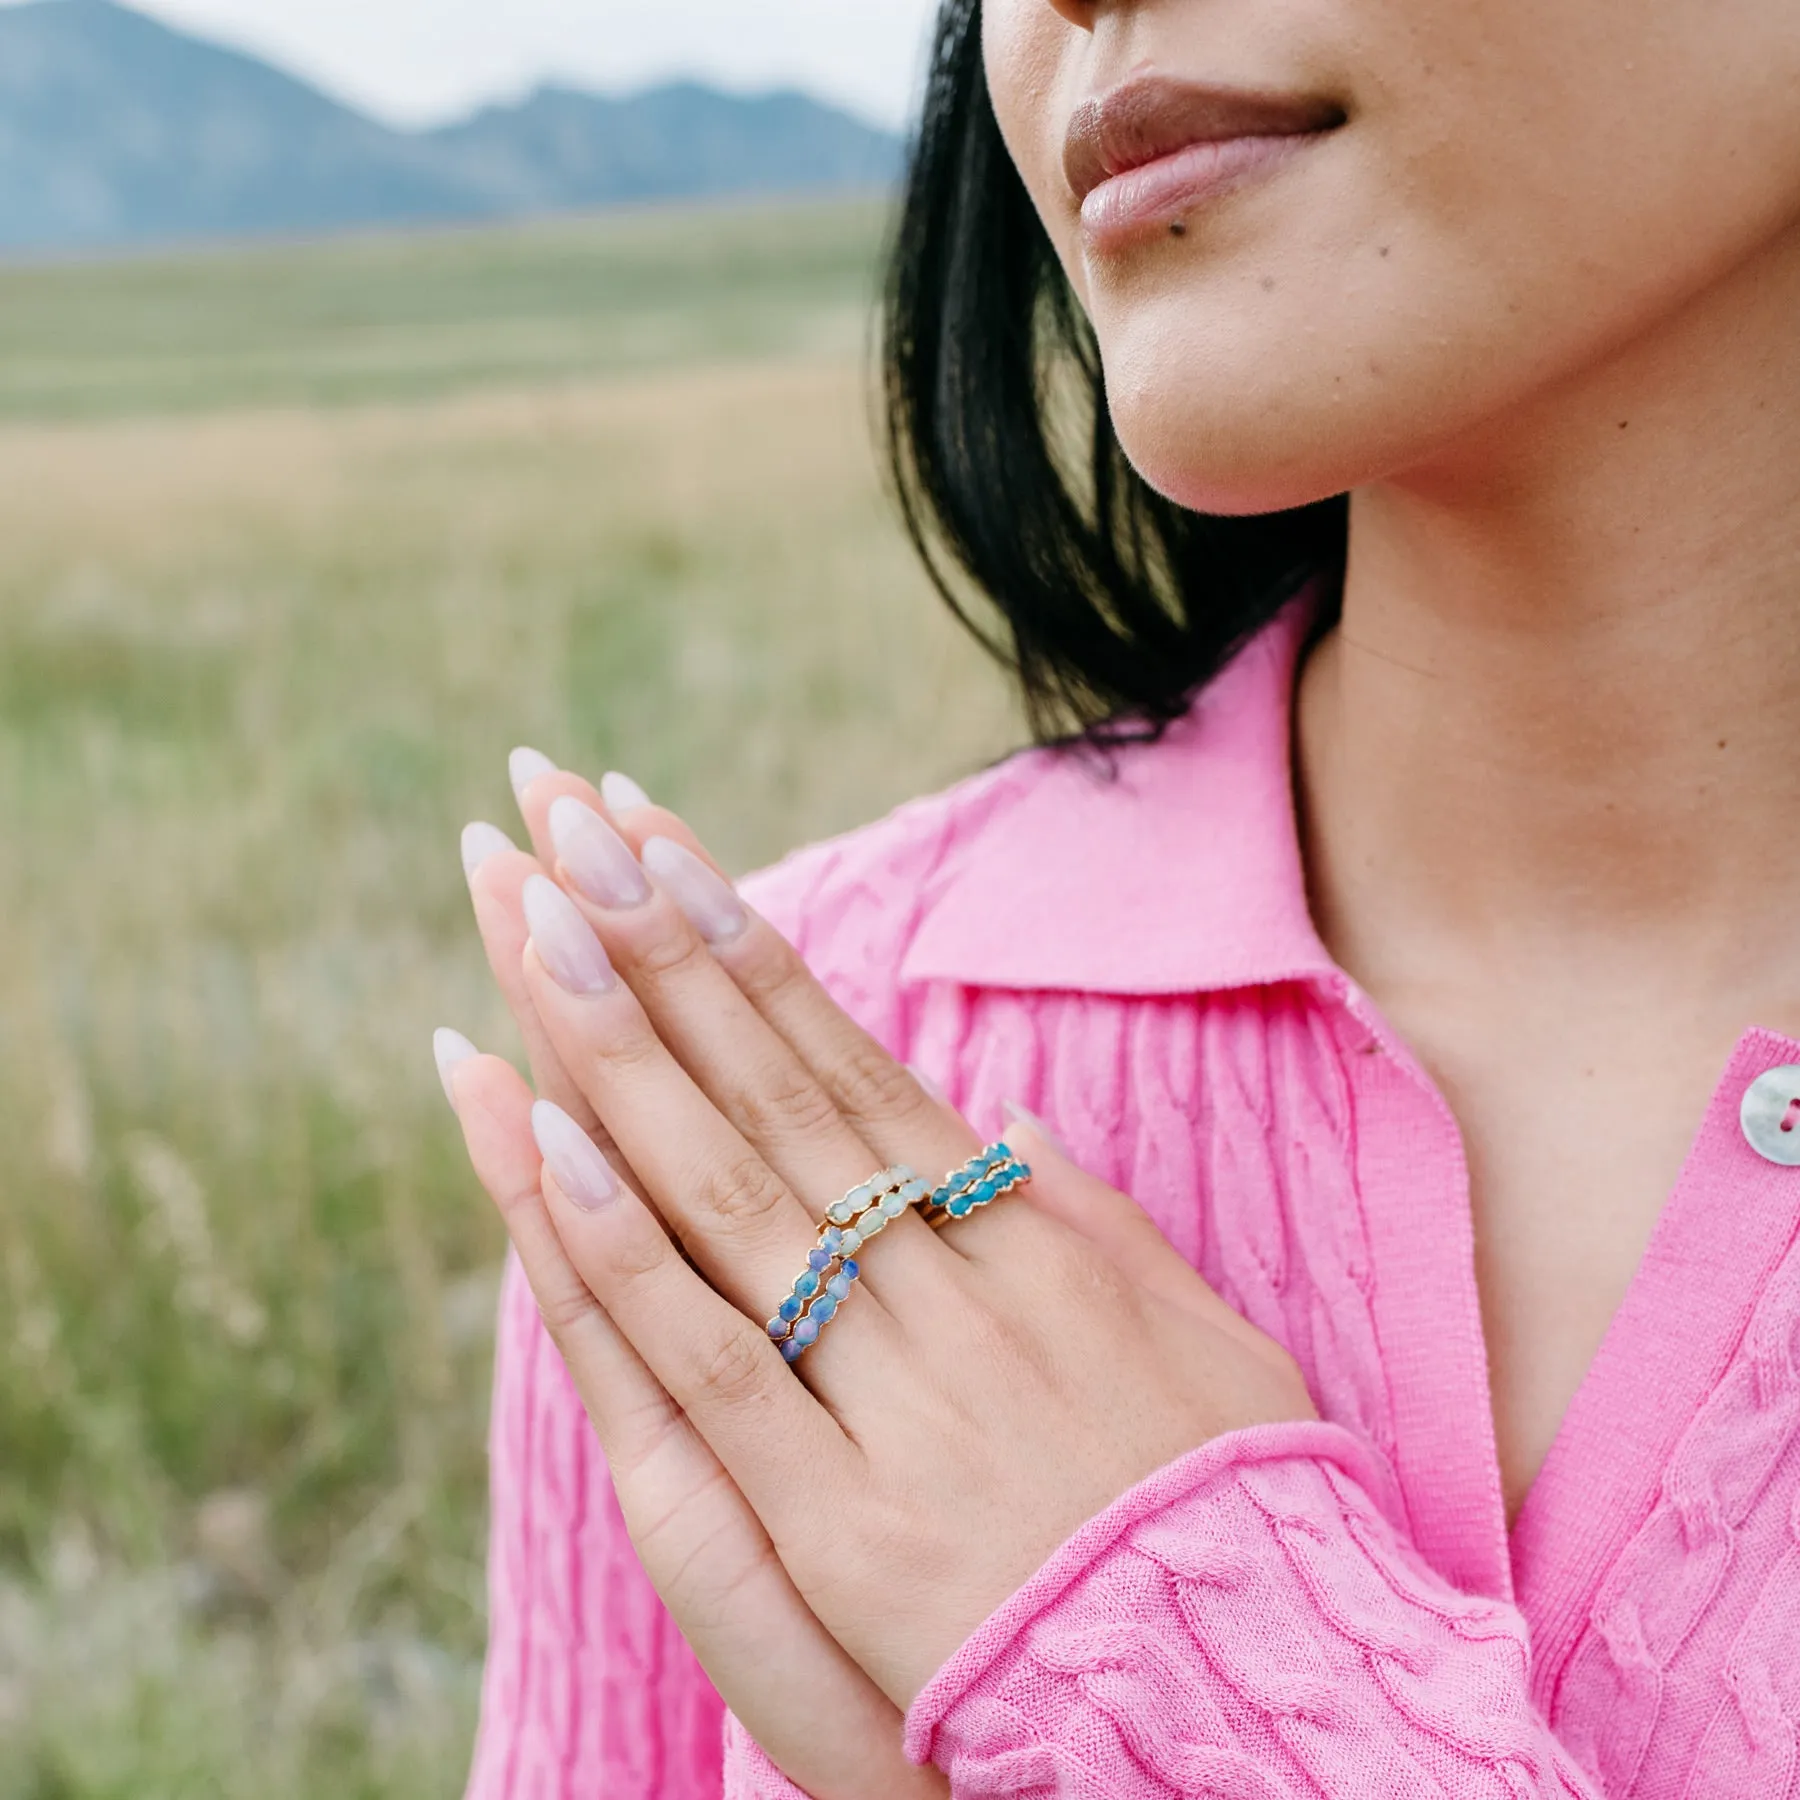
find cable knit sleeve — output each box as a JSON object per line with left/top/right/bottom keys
{"left": 903, "top": 1422, "right": 1602, "bottom": 1798}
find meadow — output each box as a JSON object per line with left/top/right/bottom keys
{"left": 0, "top": 200, "right": 1017, "bottom": 1798}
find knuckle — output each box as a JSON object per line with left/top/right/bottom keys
{"left": 604, "top": 1219, "right": 675, "bottom": 1286}
{"left": 534, "top": 1278, "right": 598, "bottom": 1345}
{"left": 828, "top": 1035, "right": 927, "bottom": 1132}
{"left": 625, "top": 920, "right": 717, "bottom": 989}
{"left": 952, "top": 1292, "right": 1047, "bottom": 1382}
{"left": 730, "top": 933, "right": 810, "bottom": 1010}
{"left": 577, "top": 1016, "right": 665, "bottom": 1087}
{"left": 693, "top": 1327, "right": 775, "bottom": 1410}
{"left": 729, "top": 1059, "right": 843, "bottom": 1148}
{"left": 606, "top": 1387, "right": 690, "bottom": 1473}
{"left": 689, "top": 1146, "right": 792, "bottom": 1233}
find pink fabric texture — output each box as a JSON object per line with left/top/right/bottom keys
{"left": 465, "top": 601, "right": 1800, "bottom": 1797}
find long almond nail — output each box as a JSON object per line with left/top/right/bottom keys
{"left": 510, "top": 746, "right": 558, "bottom": 800}
{"left": 602, "top": 771, "right": 652, "bottom": 813}
{"left": 434, "top": 1028, "right": 480, "bottom": 1112}
{"left": 532, "top": 1101, "right": 619, "bottom": 1211}
{"left": 462, "top": 821, "right": 516, "bottom": 879}
{"left": 523, "top": 874, "right": 617, "bottom": 995}
{"left": 642, "top": 837, "right": 748, "bottom": 947}
{"left": 550, "top": 796, "right": 652, "bottom": 910}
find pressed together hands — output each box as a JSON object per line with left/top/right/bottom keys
{"left": 439, "top": 753, "right": 1315, "bottom": 1797}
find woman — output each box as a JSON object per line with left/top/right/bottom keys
{"left": 439, "top": 0, "right": 1800, "bottom": 1792}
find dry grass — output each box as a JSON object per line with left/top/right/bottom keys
{"left": 0, "top": 229, "right": 1017, "bottom": 1794}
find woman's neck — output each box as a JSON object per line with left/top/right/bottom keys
{"left": 1297, "top": 221, "right": 1800, "bottom": 1031}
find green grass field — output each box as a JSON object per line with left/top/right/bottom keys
{"left": 0, "top": 200, "right": 1016, "bottom": 1798}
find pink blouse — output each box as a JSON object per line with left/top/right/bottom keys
{"left": 465, "top": 599, "right": 1800, "bottom": 1798}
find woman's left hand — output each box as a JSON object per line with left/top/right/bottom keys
{"left": 451, "top": 767, "right": 1317, "bottom": 1711}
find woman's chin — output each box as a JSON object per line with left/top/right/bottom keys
{"left": 1112, "top": 415, "right": 1358, "bottom": 520}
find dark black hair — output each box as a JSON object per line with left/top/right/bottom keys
{"left": 882, "top": 0, "right": 1350, "bottom": 745}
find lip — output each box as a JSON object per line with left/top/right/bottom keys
{"left": 1066, "top": 72, "right": 1344, "bottom": 248}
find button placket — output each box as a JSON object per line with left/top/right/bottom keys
{"left": 1740, "top": 1066, "right": 1800, "bottom": 1167}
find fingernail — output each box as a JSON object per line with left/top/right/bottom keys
{"left": 523, "top": 874, "right": 618, "bottom": 995}
{"left": 462, "top": 821, "right": 517, "bottom": 879}
{"left": 510, "top": 746, "right": 558, "bottom": 800}
{"left": 642, "top": 837, "right": 749, "bottom": 947}
{"left": 434, "top": 1028, "right": 480, "bottom": 1112}
{"left": 602, "top": 771, "right": 652, "bottom": 813}
{"left": 1003, "top": 1100, "right": 1070, "bottom": 1158}
{"left": 532, "top": 1100, "right": 620, "bottom": 1211}
{"left": 550, "top": 796, "right": 652, "bottom": 910}
{"left": 908, "top": 1063, "right": 949, "bottom": 1106}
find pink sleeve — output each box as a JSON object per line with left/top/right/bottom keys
{"left": 721, "top": 1718, "right": 816, "bottom": 1799}
{"left": 464, "top": 1254, "right": 729, "bottom": 1800}
{"left": 905, "top": 1423, "right": 1603, "bottom": 1798}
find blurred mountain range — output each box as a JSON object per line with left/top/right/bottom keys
{"left": 0, "top": 0, "right": 904, "bottom": 253}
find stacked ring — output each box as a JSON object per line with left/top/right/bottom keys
{"left": 924, "top": 1142, "right": 1032, "bottom": 1225}
{"left": 767, "top": 1148, "right": 1033, "bottom": 1365}
{"left": 767, "top": 1166, "right": 929, "bottom": 1362}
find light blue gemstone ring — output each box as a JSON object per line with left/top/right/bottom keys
{"left": 767, "top": 1165, "right": 924, "bottom": 1362}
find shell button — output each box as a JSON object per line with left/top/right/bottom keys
{"left": 1741, "top": 1066, "right": 1800, "bottom": 1168}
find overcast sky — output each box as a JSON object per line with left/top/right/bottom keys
{"left": 73, "top": 0, "right": 944, "bottom": 129}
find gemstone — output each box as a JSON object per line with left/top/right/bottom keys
{"left": 880, "top": 1191, "right": 907, "bottom": 1217}
{"left": 827, "top": 1201, "right": 853, "bottom": 1225}
{"left": 821, "top": 1227, "right": 844, "bottom": 1255}
{"left": 810, "top": 1295, "right": 839, "bottom": 1325}
{"left": 808, "top": 1247, "right": 832, "bottom": 1273}
{"left": 973, "top": 1180, "right": 999, "bottom": 1205}
{"left": 948, "top": 1195, "right": 974, "bottom": 1218}
{"left": 847, "top": 1182, "right": 876, "bottom": 1211}
{"left": 839, "top": 1229, "right": 862, "bottom": 1254}
{"left": 795, "top": 1270, "right": 820, "bottom": 1300}
{"left": 793, "top": 1317, "right": 821, "bottom": 1347}
{"left": 767, "top": 1318, "right": 787, "bottom": 1339}
{"left": 782, "top": 1338, "right": 804, "bottom": 1363}
{"left": 842, "top": 1260, "right": 861, "bottom": 1282}
{"left": 826, "top": 1272, "right": 852, "bottom": 1302}
{"left": 778, "top": 1296, "right": 803, "bottom": 1323}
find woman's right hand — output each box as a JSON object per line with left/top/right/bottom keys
{"left": 449, "top": 766, "right": 947, "bottom": 1800}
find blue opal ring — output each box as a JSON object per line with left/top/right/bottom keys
{"left": 924, "top": 1142, "right": 1033, "bottom": 1227}
{"left": 766, "top": 1166, "right": 930, "bottom": 1362}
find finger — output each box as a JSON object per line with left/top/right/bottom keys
{"left": 463, "top": 826, "right": 689, "bottom": 1245}
{"left": 566, "top": 785, "right": 985, "bottom": 1229}
{"left": 443, "top": 1042, "right": 678, "bottom": 1460}
{"left": 462, "top": 822, "right": 597, "bottom": 1130}
{"left": 519, "top": 874, "right": 901, "bottom": 1350}
{"left": 519, "top": 772, "right": 977, "bottom": 1234}
{"left": 443, "top": 1044, "right": 919, "bottom": 1800}
{"left": 628, "top": 833, "right": 996, "bottom": 1251}
{"left": 541, "top": 795, "right": 949, "bottom": 1286}
{"left": 1001, "top": 1111, "right": 1283, "bottom": 1357}
{"left": 507, "top": 751, "right": 716, "bottom": 878}
{"left": 528, "top": 1094, "right": 853, "bottom": 1529}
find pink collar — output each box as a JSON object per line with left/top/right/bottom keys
{"left": 901, "top": 595, "right": 1338, "bottom": 997}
